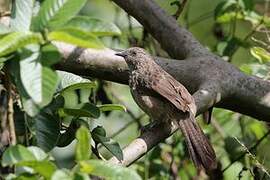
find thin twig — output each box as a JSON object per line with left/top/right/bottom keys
{"left": 110, "top": 88, "right": 144, "bottom": 129}
{"left": 234, "top": 137, "right": 270, "bottom": 178}
{"left": 211, "top": 117, "right": 226, "bottom": 138}
{"left": 188, "top": 11, "right": 214, "bottom": 27}
{"left": 109, "top": 114, "right": 146, "bottom": 139}
{"left": 171, "top": 0, "right": 187, "bottom": 20}
{"left": 222, "top": 130, "right": 270, "bottom": 172}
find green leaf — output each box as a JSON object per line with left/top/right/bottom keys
{"left": 98, "top": 104, "right": 126, "bottom": 112}
{"left": 40, "top": 44, "right": 62, "bottom": 66}
{"left": 216, "top": 12, "right": 244, "bottom": 23}
{"left": 216, "top": 37, "right": 245, "bottom": 57}
{"left": 214, "top": 0, "right": 237, "bottom": 18}
{"left": 20, "top": 50, "right": 59, "bottom": 107}
{"left": 0, "top": 32, "right": 43, "bottom": 57}
{"left": 240, "top": 63, "right": 268, "bottom": 78}
{"left": 48, "top": 28, "right": 104, "bottom": 49}
{"left": 32, "top": 0, "right": 87, "bottom": 31}
{"left": 0, "top": 23, "right": 11, "bottom": 35}
{"left": 60, "top": 82, "right": 96, "bottom": 94}
{"left": 18, "top": 161, "right": 57, "bottom": 180}
{"left": 57, "top": 71, "right": 96, "bottom": 93}
{"left": 57, "top": 119, "right": 79, "bottom": 147}
{"left": 2, "top": 145, "right": 36, "bottom": 167}
{"left": 92, "top": 126, "right": 123, "bottom": 161}
{"left": 10, "top": 0, "right": 34, "bottom": 31}
{"left": 27, "top": 146, "right": 49, "bottom": 161}
{"left": 52, "top": 169, "right": 73, "bottom": 180}
{"left": 8, "top": 59, "right": 40, "bottom": 116}
{"left": 239, "top": 0, "right": 254, "bottom": 10}
{"left": 8, "top": 173, "right": 38, "bottom": 180}
{"left": 58, "top": 103, "right": 100, "bottom": 118}
{"left": 73, "top": 172, "right": 90, "bottom": 180}
{"left": 35, "top": 112, "right": 61, "bottom": 152}
{"left": 75, "top": 126, "right": 91, "bottom": 161}
{"left": 250, "top": 47, "right": 270, "bottom": 63}
{"left": 79, "top": 160, "right": 141, "bottom": 180}
{"left": 64, "top": 16, "right": 121, "bottom": 36}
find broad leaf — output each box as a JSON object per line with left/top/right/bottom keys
{"left": 250, "top": 47, "right": 270, "bottom": 63}
{"left": 79, "top": 160, "right": 141, "bottom": 180}
{"left": 64, "top": 16, "right": 121, "bottom": 36}
{"left": 75, "top": 126, "right": 91, "bottom": 161}
{"left": 98, "top": 104, "right": 126, "bottom": 112}
{"left": 0, "top": 32, "right": 43, "bottom": 57}
{"left": 18, "top": 161, "right": 57, "bottom": 180}
{"left": 92, "top": 126, "right": 123, "bottom": 161}
{"left": 40, "top": 44, "right": 62, "bottom": 66}
{"left": 27, "top": 146, "right": 49, "bottom": 161}
{"left": 20, "top": 50, "right": 59, "bottom": 107}
{"left": 35, "top": 112, "right": 61, "bottom": 152}
{"left": 58, "top": 103, "right": 100, "bottom": 118}
{"left": 48, "top": 28, "right": 104, "bottom": 49}
{"left": 8, "top": 59, "right": 40, "bottom": 116}
{"left": 2, "top": 145, "right": 36, "bottom": 166}
{"left": 51, "top": 169, "right": 73, "bottom": 180}
{"left": 57, "top": 71, "right": 96, "bottom": 93}
{"left": 0, "top": 23, "right": 11, "bottom": 35}
{"left": 57, "top": 119, "right": 80, "bottom": 147}
{"left": 32, "top": 0, "right": 87, "bottom": 31}
{"left": 10, "top": 0, "right": 34, "bottom": 31}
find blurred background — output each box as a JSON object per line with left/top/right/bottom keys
{"left": 52, "top": 0, "right": 270, "bottom": 179}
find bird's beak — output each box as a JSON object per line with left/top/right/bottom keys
{"left": 115, "top": 51, "right": 127, "bottom": 58}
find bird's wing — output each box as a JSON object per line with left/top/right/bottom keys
{"left": 150, "top": 71, "right": 195, "bottom": 113}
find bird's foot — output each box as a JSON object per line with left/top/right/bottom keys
{"left": 140, "top": 121, "right": 159, "bottom": 134}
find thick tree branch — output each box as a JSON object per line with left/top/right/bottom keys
{"left": 112, "top": 0, "right": 211, "bottom": 59}
{"left": 55, "top": 44, "right": 270, "bottom": 122}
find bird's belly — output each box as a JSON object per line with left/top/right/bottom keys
{"left": 130, "top": 88, "right": 169, "bottom": 121}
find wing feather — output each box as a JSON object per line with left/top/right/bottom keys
{"left": 150, "top": 72, "right": 195, "bottom": 113}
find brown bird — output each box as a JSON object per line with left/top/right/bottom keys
{"left": 115, "top": 47, "right": 217, "bottom": 171}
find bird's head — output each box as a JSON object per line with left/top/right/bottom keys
{"left": 115, "top": 47, "right": 151, "bottom": 69}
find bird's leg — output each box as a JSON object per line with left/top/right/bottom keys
{"left": 140, "top": 119, "right": 159, "bottom": 134}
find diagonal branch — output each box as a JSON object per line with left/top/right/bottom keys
{"left": 112, "top": 0, "right": 210, "bottom": 59}
{"left": 55, "top": 43, "right": 270, "bottom": 122}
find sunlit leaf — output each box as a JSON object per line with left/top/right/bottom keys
{"left": 2, "top": 145, "right": 36, "bottom": 167}
{"left": 250, "top": 47, "right": 270, "bottom": 63}
{"left": 27, "top": 146, "right": 49, "bottom": 161}
{"left": 0, "top": 23, "right": 11, "bottom": 35}
{"left": 32, "top": 0, "right": 87, "bottom": 31}
{"left": 64, "top": 16, "right": 121, "bottom": 36}
{"left": 52, "top": 169, "right": 73, "bottom": 180}
{"left": 0, "top": 32, "right": 43, "bottom": 57}
{"left": 48, "top": 28, "right": 104, "bottom": 49}
{"left": 75, "top": 126, "right": 91, "bottom": 161}
{"left": 58, "top": 103, "right": 100, "bottom": 118}
{"left": 79, "top": 160, "right": 141, "bottom": 180}
{"left": 18, "top": 161, "right": 57, "bottom": 180}
{"left": 98, "top": 104, "right": 126, "bottom": 112}
{"left": 57, "top": 71, "right": 96, "bottom": 93}
{"left": 20, "top": 50, "right": 59, "bottom": 107}
{"left": 92, "top": 126, "right": 123, "bottom": 161}
{"left": 10, "top": 0, "right": 34, "bottom": 31}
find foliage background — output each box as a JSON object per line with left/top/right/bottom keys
{"left": 0, "top": 0, "right": 270, "bottom": 179}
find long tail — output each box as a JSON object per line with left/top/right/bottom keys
{"left": 178, "top": 114, "right": 217, "bottom": 172}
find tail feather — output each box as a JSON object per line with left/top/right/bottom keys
{"left": 178, "top": 115, "right": 217, "bottom": 171}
